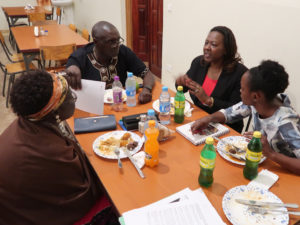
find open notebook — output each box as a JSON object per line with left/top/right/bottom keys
{"left": 176, "top": 122, "right": 229, "bottom": 145}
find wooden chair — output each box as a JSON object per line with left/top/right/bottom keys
{"left": 39, "top": 44, "right": 76, "bottom": 70}
{"left": 0, "top": 60, "right": 36, "bottom": 107}
{"left": 81, "top": 28, "right": 90, "bottom": 41}
{"left": 68, "top": 24, "right": 77, "bottom": 32}
{"left": 32, "top": 20, "right": 57, "bottom": 26}
{"left": 56, "top": 7, "right": 62, "bottom": 24}
{"left": 0, "top": 31, "right": 23, "bottom": 62}
{"left": 28, "top": 12, "right": 46, "bottom": 25}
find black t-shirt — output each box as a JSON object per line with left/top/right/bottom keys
{"left": 66, "top": 42, "right": 146, "bottom": 87}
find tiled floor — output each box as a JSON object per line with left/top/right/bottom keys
{"left": 0, "top": 32, "right": 17, "bottom": 134}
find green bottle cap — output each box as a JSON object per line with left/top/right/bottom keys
{"left": 205, "top": 137, "right": 214, "bottom": 145}
{"left": 253, "top": 131, "right": 261, "bottom": 138}
{"left": 177, "top": 86, "right": 183, "bottom": 91}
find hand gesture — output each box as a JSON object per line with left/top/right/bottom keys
{"left": 175, "top": 74, "right": 191, "bottom": 87}
{"left": 65, "top": 65, "right": 82, "bottom": 90}
{"left": 186, "top": 80, "right": 210, "bottom": 105}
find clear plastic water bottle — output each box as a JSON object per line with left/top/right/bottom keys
{"left": 112, "top": 76, "right": 123, "bottom": 112}
{"left": 159, "top": 86, "right": 171, "bottom": 125}
{"left": 125, "top": 72, "right": 136, "bottom": 107}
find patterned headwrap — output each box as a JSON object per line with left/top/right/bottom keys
{"left": 27, "top": 73, "right": 69, "bottom": 121}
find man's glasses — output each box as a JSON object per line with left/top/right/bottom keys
{"left": 104, "top": 37, "right": 124, "bottom": 48}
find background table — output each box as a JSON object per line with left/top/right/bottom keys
{"left": 68, "top": 82, "right": 300, "bottom": 225}
{"left": 11, "top": 24, "right": 88, "bottom": 70}
{"left": 2, "top": 6, "right": 52, "bottom": 26}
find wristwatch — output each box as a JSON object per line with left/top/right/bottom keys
{"left": 143, "top": 85, "right": 152, "bottom": 92}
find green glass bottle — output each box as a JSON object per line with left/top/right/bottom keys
{"left": 174, "top": 86, "right": 185, "bottom": 123}
{"left": 198, "top": 137, "right": 216, "bottom": 187}
{"left": 243, "top": 131, "right": 262, "bottom": 180}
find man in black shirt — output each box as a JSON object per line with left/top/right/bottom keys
{"left": 66, "top": 21, "right": 155, "bottom": 104}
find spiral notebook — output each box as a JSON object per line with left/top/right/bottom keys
{"left": 176, "top": 122, "right": 230, "bottom": 145}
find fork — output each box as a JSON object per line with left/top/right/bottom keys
{"left": 114, "top": 148, "right": 122, "bottom": 168}
{"left": 249, "top": 206, "right": 300, "bottom": 216}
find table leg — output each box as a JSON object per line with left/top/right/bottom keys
{"left": 23, "top": 53, "right": 39, "bottom": 72}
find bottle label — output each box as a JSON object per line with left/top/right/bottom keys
{"left": 113, "top": 90, "right": 122, "bottom": 103}
{"left": 174, "top": 100, "right": 185, "bottom": 109}
{"left": 246, "top": 149, "right": 262, "bottom": 162}
{"left": 200, "top": 156, "right": 215, "bottom": 169}
{"left": 126, "top": 89, "right": 136, "bottom": 97}
{"left": 159, "top": 101, "right": 170, "bottom": 113}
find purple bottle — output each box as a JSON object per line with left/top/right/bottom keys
{"left": 112, "top": 76, "right": 123, "bottom": 112}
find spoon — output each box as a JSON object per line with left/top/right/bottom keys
{"left": 114, "top": 148, "right": 122, "bottom": 168}
{"left": 249, "top": 206, "right": 300, "bottom": 216}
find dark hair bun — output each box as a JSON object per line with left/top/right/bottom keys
{"left": 10, "top": 70, "right": 53, "bottom": 116}
{"left": 249, "top": 60, "right": 289, "bottom": 101}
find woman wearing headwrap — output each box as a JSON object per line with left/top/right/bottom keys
{"left": 0, "top": 70, "right": 117, "bottom": 225}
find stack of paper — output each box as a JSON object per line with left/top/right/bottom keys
{"left": 121, "top": 188, "right": 226, "bottom": 225}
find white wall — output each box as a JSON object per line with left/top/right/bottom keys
{"left": 0, "top": 0, "right": 36, "bottom": 30}
{"left": 72, "top": 0, "right": 126, "bottom": 40}
{"left": 162, "top": 0, "right": 300, "bottom": 112}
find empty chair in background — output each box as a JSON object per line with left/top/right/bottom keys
{"left": 81, "top": 28, "right": 90, "bottom": 41}
{"left": 0, "top": 59, "right": 36, "bottom": 107}
{"left": 0, "top": 31, "right": 23, "bottom": 63}
{"left": 32, "top": 20, "right": 57, "bottom": 26}
{"left": 56, "top": 7, "right": 62, "bottom": 24}
{"left": 68, "top": 24, "right": 77, "bottom": 32}
{"left": 28, "top": 12, "right": 46, "bottom": 25}
{"left": 39, "top": 44, "right": 76, "bottom": 71}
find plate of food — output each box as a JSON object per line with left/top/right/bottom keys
{"left": 93, "top": 131, "right": 143, "bottom": 159}
{"left": 152, "top": 97, "right": 191, "bottom": 115}
{"left": 222, "top": 185, "right": 288, "bottom": 225}
{"left": 104, "top": 89, "right": 127, "bottom": 104}
{"left": 217, "top": 136, "right": 266, "bottom": 165}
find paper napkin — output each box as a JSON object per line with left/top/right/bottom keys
{"left": 132, "top": 151, "right": 145, "bottom": 169}
{"left": 248, "top": 169, "right": 279, "bottom": 190}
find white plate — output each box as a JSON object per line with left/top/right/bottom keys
{"left": 222, "top": 185, "right": 288, "bottom": 225}
{"left": 93, "top": 131, "right": 143, "bottom": 159}
{"left": 217, "top": 136, "right": 266, "bottom": 165}
{"left": 152, "top": 97, "right": 191, "bottom": 115}
{"left": 104, "top": 89, "right": 127, "bottom": 104}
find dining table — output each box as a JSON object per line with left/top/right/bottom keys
{"left": 2, "top": 6, "right": 52, "bottom": 26}
{"left": 67, "top": 81, "right": 300, "bottom": 225}
{"left": 11, "top": 24, "right": 88, "bottom": 71}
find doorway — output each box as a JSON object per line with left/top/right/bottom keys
{"left": 126, "top": 0, "right": 163, "bottom": 78}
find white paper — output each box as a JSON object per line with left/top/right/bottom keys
{"left": 248, "top": 169, "right": 279, "bottom": 190}
{"left": 123, "top": 188, "right": 226, "bottom": 225}
{"left": 73, "top": 79, "right": 105, "bottom": 115}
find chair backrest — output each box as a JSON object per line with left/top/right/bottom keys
{"left": 0, "top": 31, "right": 15, "bottom": 62}
{"left": 56, "top": 7, "right": 62, "bottom": 24}
{"left": 32, "top": 20, "right": 57, "bottom": 26}
{"left": 68, "top": 24, "right": 77, "bottom": 32}
{"left": 28, "top": 12, "right": 46, "bottom": 24}
{"left": 81, "top": 28, "right": 90, "bottom": 41}
{"left": 40, "top": 44, "right": 76, "bottom": 68}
